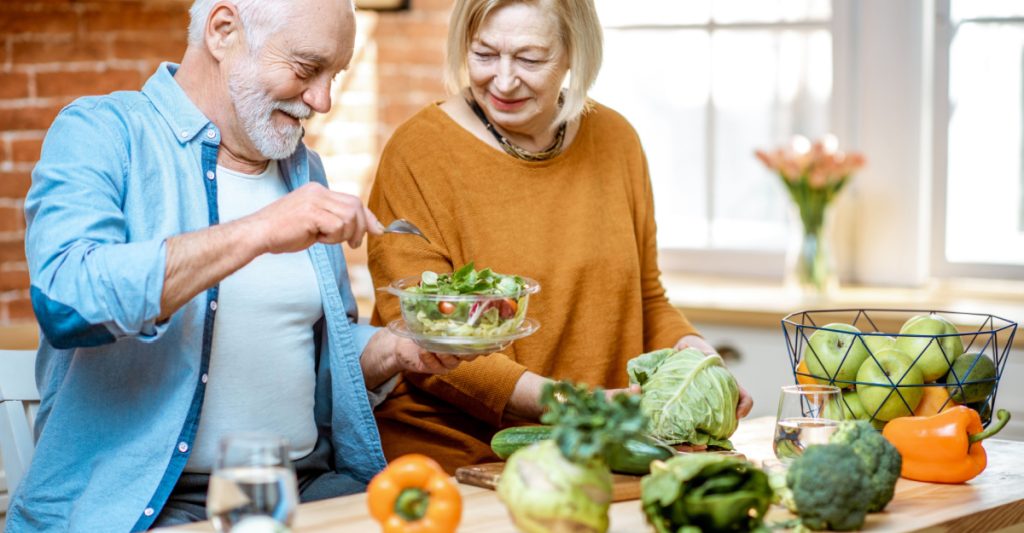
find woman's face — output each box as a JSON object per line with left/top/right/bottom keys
{"left": 467, "top": 2, "right": 569, "bottom": 139}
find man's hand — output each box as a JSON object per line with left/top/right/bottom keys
{"left": 361, "top": 329, "right": 465, "bottom": 390}
{"left": 245, "top": 182, "right": 384, "bottom": 253}
{"left": 160, "top": 183, "right": 385, "bottom": 320}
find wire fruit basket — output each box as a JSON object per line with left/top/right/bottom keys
{"left": 781, "top": 309, "right": 1016, "bottom": 428}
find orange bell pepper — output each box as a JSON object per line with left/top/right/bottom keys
{"left": 882, "top": 405, "right": 1010, "bottom": 484}
{"left": 367, "top": 454, "right": 462, "bottom": 533}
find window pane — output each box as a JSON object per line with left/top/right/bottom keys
{"left": 591, "top": 30, "right": 710, "bottom": 248}
{"left": 952, "top": 0, "right": 1024, "bottom": 22}
{"left": 946, "top": 22, "right": 1024, "bottom": 265}
{"left": 711, "top": 29, "right": 832, "bottom": 250}
{"left": 713, "top": 0, "right": 830, "bottom": 24}
{"left": 595, "top": 0, "right": 711, "bottom": 27}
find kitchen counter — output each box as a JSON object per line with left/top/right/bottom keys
{"left": 158, "top": 416, "right": 1024, "bottom": 532}
{"left": 661, "top": 273, "right": 1024, "bottom": 348}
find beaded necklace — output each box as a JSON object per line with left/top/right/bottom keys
{"left": 466, "top": 97, "right": 567, "bottom": 161}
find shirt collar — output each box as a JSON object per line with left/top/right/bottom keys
{"left": 142, "top": 62, "right": 220, "bottom": 144}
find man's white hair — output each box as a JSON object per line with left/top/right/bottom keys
{"left": 187, "top": 0, "right": 292, "bottom": 52}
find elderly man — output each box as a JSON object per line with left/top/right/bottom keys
{"left": 7, "top": 0, "right": 457, "bottom": 530}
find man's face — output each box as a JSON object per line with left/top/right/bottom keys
{"left": 226, "top": 0, "right": 356, "bottom": 160}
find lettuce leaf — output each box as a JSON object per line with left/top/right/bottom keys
{"left": 628, "top": 348, "right": 740, "bottom": 448}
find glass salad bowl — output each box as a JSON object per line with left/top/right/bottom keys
{"left": 381, "top": 264, "right": 541, "bottom": 356}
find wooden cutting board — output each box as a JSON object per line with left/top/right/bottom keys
{"left": 454, "top": 462, "right": 643, "bottom": 502}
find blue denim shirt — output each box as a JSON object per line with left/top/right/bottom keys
{"left": 8, "top": 63, "right": 387, "bottom": 532}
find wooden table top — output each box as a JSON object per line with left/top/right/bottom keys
{"left": 159, "top": 417, "right": 1024, "bottom": 533}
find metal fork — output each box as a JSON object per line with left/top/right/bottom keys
{"left": 382, "top": 218, "right": 430, "bottom": 243}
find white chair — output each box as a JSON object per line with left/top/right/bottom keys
{"left": 0, "top": 348, "right": 39, "bottom": 516}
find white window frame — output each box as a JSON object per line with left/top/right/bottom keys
{"left": 604, "top": 5, "right": 856, "bottom": 280}
{"left": 930, "top": 0, "right": 1024, "bottom": 280}
{"left": 617, "top": 1, "right": 1023, "bottom": 286}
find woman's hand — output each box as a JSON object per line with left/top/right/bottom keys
{"left": 673, "top": 334, "right": 716, "bottom": 354}
{"left": 735, "top": 386, "right": 753, "bottom": 419}
{"left": 674, "top": 334, "right": 754, "bottom": 419}
{"left": 603, "top": 384, "right": 640, "bottom": 401}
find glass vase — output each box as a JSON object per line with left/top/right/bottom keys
{"left": 786, "top": 204, "right": 838, "bottom": 297}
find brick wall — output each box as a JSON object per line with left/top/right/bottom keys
{"left": 0, "top": 0, "right": 453, "bottom": 326}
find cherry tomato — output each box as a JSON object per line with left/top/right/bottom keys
{"left": 438, "top": 301, "right": 456, "bottom": 315}
{"left": 497, "top": 298, "right": 518, "bottom": 319}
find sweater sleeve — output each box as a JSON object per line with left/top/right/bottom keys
{"left": 366, "top": 128, "right": 528, "bottom": 427}
{"left": 636, "top": 151, "right": 701, "bottom": 351}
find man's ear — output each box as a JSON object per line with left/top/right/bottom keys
{"left": 204, "top": 1, "right": 244, "bottom": 62}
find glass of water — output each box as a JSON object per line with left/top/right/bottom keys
{"left": 773, "top": 384, "right": 844, "bottom": 463}
{"left": 208, "top": 433, "right": 299, "bottom": 532}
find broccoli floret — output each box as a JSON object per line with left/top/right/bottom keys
{"left": 787, "top": 444, "right": 871, "bottom": 531}
{"left": 830, "top": 420, "right": 902, "bottom": 512}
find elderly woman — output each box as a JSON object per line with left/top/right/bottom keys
{"left": 367, "top": 0, "right": 752, "bottom": 472}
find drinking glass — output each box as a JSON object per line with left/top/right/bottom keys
{"left": 773, "top": 384, "right": 844, "bottom": 463}
{"left": 207, "top": 433, "right": 299, "bottom": 532}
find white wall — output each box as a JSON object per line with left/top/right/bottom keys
{"left": 837, "top": 0, "right": 936, "bottom": 286}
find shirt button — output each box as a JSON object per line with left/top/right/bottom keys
{"left": 179, "top": 130, "right": 188, "bottom": 138}
{"left": 201, "top": 373, "right": 209, "bottom": 384}
{"left": 210, "top": 300, "right": 218, "bottom": 311}
{"left": 144, "top": 507, "right": 154, "bottom": 517}
{"left": 178, "top": 442, "right": 189, "bottom": 453}
{"left": 206, "top": 129, "right": 216, "bottom": 139}
{"left": 206, "top": 170, "right": 215, "bottom": 180}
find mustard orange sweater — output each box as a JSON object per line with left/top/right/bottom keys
{"left": 366, "top": 102, "right": 698, "bottom": 472}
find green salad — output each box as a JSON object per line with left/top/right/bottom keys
{"left": 402, "top": 262, "right": 529, "bottom": 337}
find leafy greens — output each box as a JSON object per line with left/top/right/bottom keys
{"left": 641, "top": 453, "right": 773, "bottom": 533}
{"left": 402, "top": 262, "right": 529, "bottom": 337}
{"left": 628, "top": 348, "right": 740, "bottom": 448}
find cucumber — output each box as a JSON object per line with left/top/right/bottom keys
{"left": 491, "top": 425, "right": 553, "bottom": 459}
{"left": 606, "top": 434, "right": 675, "bottom": 475}
{"left": 491, "top": 426, "right": 674, "bottom": 475}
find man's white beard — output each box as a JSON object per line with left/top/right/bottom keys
{"left": 228, "top": 58, "right": 312, "bottom": 160}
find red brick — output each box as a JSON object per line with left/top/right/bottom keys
{"left": 10, "top": 138, "right": 43, "bottom": 163}
{"left": 5, "top": 296, "right": 35, "bottom": 322}
{"left": 0, "top": 239, "right": 26, "bottom": 263}
{"left": 12, "top": 38, "right": 109, "bottom": 64}
{"left": 0, "top": 105, "right": 63, "bottom": 131}
{"left": 377, "top": 40, "right": 445, "bottom": 66}
{"left": 0, "top": 207, "right": 23, "bottom": 233}
{"left": 0, "top": 171, "right": 32, "bottom": 199}
{"left": 0, "top": 269, "right": 29, "bottom": 292}
{"left": 111, "top": 35, "right": 187, "bottom": 61}
{"left": 410, "top": 0, "right": 453, "bottom": 12}
{"left": 82, "top": 5, "right": 188, "bottom": 33}
{"left": 382, "top": 102, "right": 421, "bottom": 127}
{"left": 378, "top": 18, "right": 448, "bottom": 41}
{"left": 0, "top": 73, "right": 31, "bottom": 99}
{"left": 0, "top": 8, "right": 78, "bottom": 34}
{"left": 36, "top": 69, "right": 142, "bottom": 98}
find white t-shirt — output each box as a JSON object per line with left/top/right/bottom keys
{"left": 185, "top": 162, "right": 323, "bottom": 472}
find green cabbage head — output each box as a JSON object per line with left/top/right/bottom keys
{"left": 497, "top": 440, "right": 612, "bottom": 533}
{"left": 628, "top": 348, "right": 740, "bottom": 448}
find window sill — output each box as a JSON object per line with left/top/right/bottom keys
{"left": 663, "top": 273, "right": 1024, "bottom": 348}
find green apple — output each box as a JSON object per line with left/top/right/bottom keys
{"left": 861, "top": 334, "right": 895, "bottom": 355}
{"left": 895, "top": 314, "right": 964, "bottom": 382}
{"left": 946, "top": 352, "right": 997, "bottom": 403}
{"left": 823, "top": 390, "right": 869, "bottom": 421}
{"left": 805, "top": 323, "right": 870, "bottom": 386}
{"left": 856, "top": 347, "right": 924, "bottom": 421}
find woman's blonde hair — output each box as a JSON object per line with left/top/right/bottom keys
{"left": 445, "top": 0, "right": 603, "bottom": 126}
